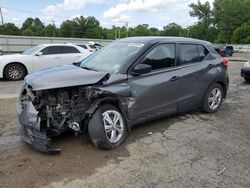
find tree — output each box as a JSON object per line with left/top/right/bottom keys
{"left": 59, "top": 19, "right": 78, "bottom": 37}
{"left": 231, "top": 22, "right": 250, "bottom": 44}
{"left": 129, "top": 24, "right": 152, "bottom": 36}
{"left": 43, "top": 24, "right": 57, "bottom": 37}
{"left": 21, "top": 17, "right": 44, "bottom": 36}
{"left": 213, "top": 0, "right": 250, "bottom": 43}
{"left": 0, "top": 23, "right": 20, "bottom": 35}
{"left": 85, "top": 28, "right": 101, "bottom": 38}
{"left": 162, "top": 23, "right": 183, "bottom": 36}
{"left": 23, "top": 28, "right": 34, "bottom": 36}
{"left": 189, "top": 1, "right": 216, "bottom": 41}
{"left": 22, "top": 17, "right": 34, "bottom": 30}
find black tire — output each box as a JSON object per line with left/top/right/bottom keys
{"left": 244, "top": 78, "right": 250, "bottom": 82}
{"left": 4, "top": 63, "right": 26, "bottom": 81}
{"left": 88, "top": 104, "right": 128, "bottom": 150}
{"left": 202, "top": 83, "right": 224, "bottom": 113}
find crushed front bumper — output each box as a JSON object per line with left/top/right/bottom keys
{"left": 17, "top": 93, "right": 61, "bottom": 154}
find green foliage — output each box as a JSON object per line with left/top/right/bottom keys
{"left": 162, "top": 23, "right": 183, "bottom": 36}
{"left": 129, "top": 24, "right": 152, "bottom": 36}
{"left": 43, "top": 24, "right": 57, "bottom": 37}
{"left": 0, "top": 1, "right": 250, "bottom": 44}
{"left": 23, "top": 28, "right": 34, "bottom": 36}
{"left": 0, "top": 23, "right": 20, "bottom": 35}
{"left": 189, "top": 1, "right": 217, "bottom": 42}
{"left": 213, "top": 0, "right": 250, "bottom": 43}
{"left": 21, "top": 17, "right": 45, "bottom": 36}
{"left": 232, "top": 22, "right": 250, "bottom": 44}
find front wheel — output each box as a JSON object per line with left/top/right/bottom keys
{"left": 202, "top": 83, "right": 224, "bottom": 113}
{"left": 88, "top": 104, "right": 128, "bottom": 149}
{"left": 4, "top": 63, "right": 26, "bottom": 81}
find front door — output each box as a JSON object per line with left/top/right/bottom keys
{"left": 128, "top": 43, "right": 184, "bottom": 122}
{"left": 32, "top": 46, "right": 62, "bottom": 72}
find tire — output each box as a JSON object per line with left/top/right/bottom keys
{"left": 88, "top": 104, "right": 128, "bottom": 149}
{"left": 245, "top": 78, "right": 250, "bottom": 82}
{"left": 202, "top": 83, "right": 224, "bottom": 113}
{"left": 4, "top": 63, "right": 26, "bottom": 81}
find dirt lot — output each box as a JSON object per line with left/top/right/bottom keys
{"left": 0, "top": 60, "right": 250, "bottom": 188}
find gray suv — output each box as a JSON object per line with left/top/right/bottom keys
{"left": 17, "top": 37, "right": 229, "bottom": 154}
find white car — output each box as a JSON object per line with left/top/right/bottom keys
{"left": 0, "top": 43, "right": 92, "bottom": 81}
{"left": 77, "top": 44, "right": 97, "bottom": 52}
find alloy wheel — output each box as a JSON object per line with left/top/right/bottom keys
{"left": 208, "top": 88, "right": 222, "bottom": 110}
{"left": 8, "top": 65, "right": 23, "bottom": 80}
{"left": 102, "top": 110, "right": 124, "bottom": 143}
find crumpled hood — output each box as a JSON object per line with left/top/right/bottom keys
{"left": 25, "top": 64, "right": 109, "bottom": 90}
{"left": 0, "top": 54, "right": 27, "bottom": 62}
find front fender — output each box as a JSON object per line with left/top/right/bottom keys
{"left": 85, "top": 96, "right": 131, "bottom": 130}
{"left": 0, "top": 62, "right": 7, "bottom": 78}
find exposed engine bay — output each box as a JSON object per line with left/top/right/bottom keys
{"left": 18, "top": 84, "right": 104, "bottom": 154}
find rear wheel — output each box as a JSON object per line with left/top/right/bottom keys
{"left": 4, "top": 63, "right": 26, "bottom": 81}
{"left": 88, "top": 104, "right": 128, "bottom": 149}
{"left": 202, "top": 83, "right": 224, "bottom": 113}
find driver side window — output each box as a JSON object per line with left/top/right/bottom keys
{"left": 41, "top": 46, "right": 61, "bottom": 55}
{"left": 139, "top": 44, "right": 176, "bottom": 70}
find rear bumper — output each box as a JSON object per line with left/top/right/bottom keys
{"left": 17, "top": 95, "right": 61, "bottom": 154}
{"left": 241, "top": 67, "right": 250, "bottom": 79}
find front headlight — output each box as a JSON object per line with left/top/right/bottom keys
{"left": 244, "top": 61, "right": 250, "bottom": 68}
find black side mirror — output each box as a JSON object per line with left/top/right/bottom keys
{"left": 132, "top": 64, "right": 152, "bottom": 75}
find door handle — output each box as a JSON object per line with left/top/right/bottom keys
{"left": 76, "top": 55, "right": 82, "bottom": 58}
{"left": 54, "top": 57, "right": 60, "bottom": 59}
{"left": 170, "top": 76, "right": 181, "bottom": 82}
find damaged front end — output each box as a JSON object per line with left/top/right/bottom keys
{"left": 17, "top": 84, "right": 97, "bottom": 154}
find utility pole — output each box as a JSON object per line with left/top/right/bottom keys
{"left": 51, "top": 20, "right": 56, "bottom": 37}
{"left": 125, "top": 22, "right": 129, "bottom": 37}
{"left": 0, "top": 7, "right": 4, "bottom": 25}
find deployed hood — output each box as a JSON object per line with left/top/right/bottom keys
{"left": 25, "top": 64, "right": 110, "bottom": 90}
{"left": 0, "top": 54, "right": 27, "bottom": 62}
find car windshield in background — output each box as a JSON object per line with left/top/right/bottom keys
{"left": 22, "top": 45, "right": 42, "bottom": 55}
{"left": 80, "top": 41, "right": 144, "bottom": 73}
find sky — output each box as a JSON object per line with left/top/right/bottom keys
{"left": 0, "top": 0, "right": 214, "bottom": 29}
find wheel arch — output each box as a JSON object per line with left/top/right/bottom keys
{"left": 84, "top": 96, "right": 130, "bottom": 132}
{"left": 216, "top": 81, "right": 228, "bottom": 98}
{"left": 3, "top": 62, "right": 28, "bottom": 79}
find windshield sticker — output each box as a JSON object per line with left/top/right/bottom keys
{"left": 128, "top": 43, "right": 144, "bottom": 48}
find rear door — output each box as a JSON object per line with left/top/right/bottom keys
{"left": 128, "top": 43, "right": 185, "bottom": 122}
{"left": 32, "top": 46, "right": 62, "bottom": 72}
{"left": 60, "top": 46, "right": 83, "bottom": 65}
{"left": 174, "top": 43, "right": 211, "bottom": 111}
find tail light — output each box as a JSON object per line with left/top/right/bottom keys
{"left": 222, "top": 58, "right": 228, "bottom": 67}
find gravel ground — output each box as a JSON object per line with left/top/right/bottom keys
{"left": 0, "top": 60, "right": 249, "bottom": 188}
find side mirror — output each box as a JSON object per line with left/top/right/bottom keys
{"left": 35, "top": 52, "right": 43, "bottom": 56}
{"left": 132, "top": 64, "right": 152, "bottom": 76}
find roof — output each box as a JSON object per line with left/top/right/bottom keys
{"left": 38, "top": 43, "right": 78, "bottom": 47}
{"left": 119, "top": 36, "right": 211, "bottom": 45}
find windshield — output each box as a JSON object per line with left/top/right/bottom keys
{"left": 80, "top": 41, "right": 144, "bottom": 73}
{"left": 22, "top": 45, "right": 42, "bottom": 55}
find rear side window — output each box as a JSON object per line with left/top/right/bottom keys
{"left": 180, "top": 44, "right": 200, "bottom": 65}
{"left": 198, "top": 45, "right": 209, "bottom": 61}
{"left": 139, "top": 43, "right": 176, "bottom": 70}
{"left": 80, "top": 45, "right": 87, "bottom": 49}
{"left": 41, "top": 46, "right": 61, "bottom": 55}
{"left": 61, "top": 46, "right": 80, "bottom": 54}
{"left": 89, "top": 45, "right": 96, "bottom": 49}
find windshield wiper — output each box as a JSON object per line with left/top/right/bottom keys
{"left": 81, "top": 66, "right": 97, "bottom": 72}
